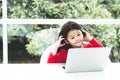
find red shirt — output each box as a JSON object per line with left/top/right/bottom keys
{"left": 47, "top": 38, "right": 103, "bottom": 63}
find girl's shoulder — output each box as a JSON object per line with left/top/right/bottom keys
{"left": 83, "top": 41, "right": 92, "bottom": 48}
{"left": 83, "top": 41, "right": 89, "bottom": 44}
{"left": 58, "top": 48, "right": 68, "bottom": 54}
{"left": 60, "top": 48, "right": 68, "bottom": 52}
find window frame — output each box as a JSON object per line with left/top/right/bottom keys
{"left": 1, "top": 0, "right": 120, "bottom": 64}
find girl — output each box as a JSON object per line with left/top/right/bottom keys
{"left": 47, "top": 21, "right": 103, "bottom": 63}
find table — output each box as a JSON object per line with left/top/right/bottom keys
{"left": 0, "top": 63, "right": 120, "bottom": 80}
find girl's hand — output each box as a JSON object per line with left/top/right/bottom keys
{"left": 55, "top": 35, "right": 66, "bottom": 48}
{"left": 82, "top": 30, "right": 93, "bottom": 41}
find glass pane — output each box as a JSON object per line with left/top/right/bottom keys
{"left": 7, "top": 24, "right": 120, "bottom": 63}
{"left": 7, "top": 0, "right": 120, "bottom": 19}
{"left": 78, "top": 24, "right": 120, "bottom": 62}
{"left": 0, "top": 24, "right": 3, "bottom": 63}
{"left": 0, "top": 0, "right": 2, "bottom": 18}
{"left": 7, "top": 24, "right": 60, "bottom": 63}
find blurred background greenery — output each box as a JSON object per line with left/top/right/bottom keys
{"left": 0, "top": 0, "right": 2, "bottom": 18}
{"left": 7, "top": 24, "right": 59, "bottom": 63}
{"left": 0, "top": 25, "right": 3, "bottom": 63}
{"left": 1, "top": 0, "right": 119, "bottom": 63}
{"left": 6, "top": 24, "right": 120, "bottom": 63}
{"left": 0, "top": 1, "right": 2, "bottom": 63}
{"left": 7, "top": 0, "right": 120, "bottom": 19}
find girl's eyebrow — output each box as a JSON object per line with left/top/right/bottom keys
{"left": 69, "top": 35, "right": 74, "bottom": 38}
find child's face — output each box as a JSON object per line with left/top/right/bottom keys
{"left": 66, "top": 29, "right": 84, "bottom": 48}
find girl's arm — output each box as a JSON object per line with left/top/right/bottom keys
{"left": 47, "top": 49, "right": 67, "bottom": 63}
{"left": 82, "top": 30, "right": 103, "bottom": 47}
{"left": 89, "top": 38, "right": 103, "bottom": 47}
{"left": 51, "top": 35, "right": 65, "bottom": 55}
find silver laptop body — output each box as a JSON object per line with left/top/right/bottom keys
{"left": 65, "top": 48, "right": 111, "bottom": 73}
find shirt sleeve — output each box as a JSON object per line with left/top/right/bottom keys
{"left": 47, "top": 49, "right": 67, "bottom": 63}
{"left": 89, "top": 38, "right": 104, "bottom": 47}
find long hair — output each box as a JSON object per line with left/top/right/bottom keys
{"left": 57, "top": 21, "right": 85, "bottom": 52}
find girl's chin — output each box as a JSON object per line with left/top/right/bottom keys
{"left": 76, "top": 43, "right": 82, "bottom": 46}
{"left": 72, "top": 43, "right": 83, "bottom": 48}
{"left": 76, "top": 44, "right": 83, "bottom": 48}
{"left": 74, "top": 45, "right": 83, "bottom": 48}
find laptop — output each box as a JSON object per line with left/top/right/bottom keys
{"left": 64, "top": 47, "right": 111, "bottom": 73}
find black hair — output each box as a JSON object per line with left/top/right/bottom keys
{"left": 57, "top": 21, "right": 85, "bottom": 52}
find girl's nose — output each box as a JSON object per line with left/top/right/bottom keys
{"left": 75, "top": 36, "right": 82, "bottom": 41}
{"left": 75, "top": 37, "right": 79, "bottom": 41}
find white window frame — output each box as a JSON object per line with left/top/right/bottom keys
{"left": 1, "top": 0, "right": 120, "bottom": 64}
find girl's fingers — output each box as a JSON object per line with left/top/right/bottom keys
{"left": 59, "top": 35, "right": 64, "bottom": 41}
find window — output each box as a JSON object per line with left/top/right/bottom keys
{"left": 1, "top": 0, "right": 120, "bottom": 64}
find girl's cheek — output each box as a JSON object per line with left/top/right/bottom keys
{"left": 69, "top": 40, "right": 73, "bottom": 44}
{"left": 80, "top": 36, "right": 84, "bottom": 40}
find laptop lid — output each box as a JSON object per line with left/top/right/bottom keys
{"left": 65, "top": 48, "right": 111, "bottom": 73}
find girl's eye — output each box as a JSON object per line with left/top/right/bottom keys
{"left": 77, "top": 34, "right": 80, "bottom": 36}
{"left": 71, "top": 37, "right": 74, "bottom": 39}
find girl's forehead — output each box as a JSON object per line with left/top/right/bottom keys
{"left": 67, "top": 30, "right": 81, "bottom": 36}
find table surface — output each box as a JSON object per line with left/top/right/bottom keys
{"left": 0, "top": 63, "right": 120, "bottom": 80}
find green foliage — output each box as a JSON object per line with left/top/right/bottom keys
{"left": 25, "top": 28, "right": 60, "bottom": 56}
{"left": 7, "top": 24, "right": 34, "bottom": 43}
{"left": 102, "top": 0, "right": 120, "bottom": 18}
{"left": 8, "top": 0, "right": 114, "bottom": 18}
{"left": 0, "top": 24, "right": 2, "bottom": 36}
{"left": 8, "top": 0, "right": 71, "bottom": 18}
{"left": 0, "top": 24, "right": 2, "bottom": 41}
{"left": 7, "top": 24, "right": 60, "bottom": 57}
{"left": 6, "top": 0, "right": 120, "bottom": 62}
{"left": 82, "top": 24, "right": 120, "bottom": 47}
{"left": 7, "top": 24, "right": 120, "bottom": 62}
{"left": 0, "top": 1, "right": 2, "bottom": 18}
{"left": 73, "top": 0, "right": 112, "bottom": 18}
{"left": 82, "top": 24, "right": 120, "bottom": 62}
{"left": 33, "top": 24, "right": 59, "bottom": 31}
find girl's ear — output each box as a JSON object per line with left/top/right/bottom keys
{"left": 65, "top": 40, "right": 69, "bottom": 44}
